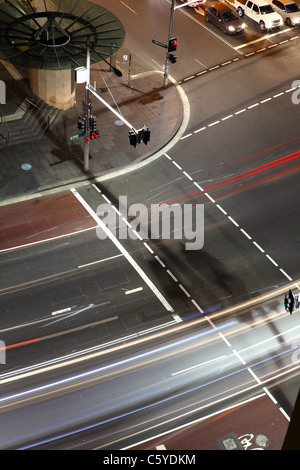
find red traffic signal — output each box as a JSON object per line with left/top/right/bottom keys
{"left": 90, "top": 130, "right": 100, "bottom": 139}
{"left": 128, "top": 129, "right": 137, "bottom": 147}
{"left": 168, "top": 37, "right": 178, "bottom": 52}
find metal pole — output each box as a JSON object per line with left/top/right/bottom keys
{"left": 163, "top": 0, "right": 176, "bottom": 89}
{"left": 88, "top": 84, "right": 138, "bottom": 133}
{"left": 84, "top": 37, "right": 91, "bottom": 172}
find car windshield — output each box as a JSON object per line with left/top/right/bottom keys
{"left": 260, "top": 4, "right": 275, "bottom": 13}
{"left": 222, "top": 11, "right": 238, "bottom": 20}
{"left": 286, "top": 3, "right": 300, "bottom": 12}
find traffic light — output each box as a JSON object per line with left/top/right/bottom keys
{"left": 77, "top": 116, "right": 86, "bottom": 133}
{"left": 141, "top": 125, "right": 151, "bottom": 145}
{"left": 90, "top": 130, "right": 100, "bottom": 139}
{"left": 128, "top": 129, "right": 137, "bottom": 147}
{"left": 89, "top": 115, "right": 100, "bottom": 139}
{"left": 169, "top": 53, "right": 177, "bottom": 64}
{"left": 90, "top": 115, "right": 97, "bottom": 131}
{"left": 284, "top": 290, "right": 295, "bottom": 314}
{"left": 168, "top": 37, "right": 178, "bottom": 52}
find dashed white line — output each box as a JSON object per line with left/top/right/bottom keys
{"left": 181, "top": 133, "right": 192, "bottom": 140}
{"left": 240, "top": 228, "right": 252, "bottom": 240}
{"left": 194, "top": 126, "right": 207, "bottom": 133}
{"left": 235, "top": 108, "right": 246, "bottom": 115}
{"left": 216, "top": 204, "right": 227, "bottom": 215}
{"left": 253, "top": 241, "right": 265, "bottom": 253}
{"left": 167, "top": 270, "right": 178, "bottom": 282}
{"left": 280, "top": 269, "right": 293, "bottom": 281}
{"left": 228, "top": 216, "right": 239, "bottom": 227}
{"left": 183, "top": 171, "right": 193, "bottom": 180}
{"left": 143, "top": 242, "right": 154, "bottom": 254}
{"left": 179, "top": 284, "right": 191, "bottom": 297}
{"left": 208, "top": 120, "right": 220, "bottom": 127}
{"left": 191, "top": 299, "right": 204, "bottom": 313}
{"left": 155, "top": 255, "right": 166, "bottom": 268}
{"left": 183, "top": 75, "right": 195, "bottom": 82}
{"left": 266, "top": 254, "right": 278, "bottom": 266}
{"left": 172, "top": 160, "right": 182, "bottom": 170}
{"left": 261, "top": 97, "right": 272, "bottom": 104}
{"left": 205, "top": 192, "right": 215, "bottom": 203}
{"left": 222, "top": 114, "right": 233, "bottom": 121}
{"left": 193, "top": 182, "right": 204, "bottom": 191}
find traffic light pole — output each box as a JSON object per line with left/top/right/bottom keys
{"left": 84, "top": 37, "right": 91, "bottom": 172}
{"left": 164, "top": 0, "right": 176, "bottom": 89}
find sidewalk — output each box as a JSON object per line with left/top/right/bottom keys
{"left": 0, "top": 65, "right": 184, "bottom": 202}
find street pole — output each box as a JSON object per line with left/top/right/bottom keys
{"left": 84, "top": 37, "right": 91, "bottom": 172}
{"left": 163, "top": 0, "right": 176, "bottom": 89}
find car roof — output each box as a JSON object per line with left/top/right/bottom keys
{"left": 209, "top": 2, "right": 233, "bottom": 11}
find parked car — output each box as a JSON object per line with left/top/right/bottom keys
{"left": 271, "top": 0, "right": 300, "bottom": 25}
{"left": 205, "top": 3, "right": 246, "bottom": 34}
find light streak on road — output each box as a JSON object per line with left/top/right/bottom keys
{"left": 0, "top": 320, "right": 237, "bottom": 404}
{"left": 14, "top": 338, "right": 300, "bottom": 450}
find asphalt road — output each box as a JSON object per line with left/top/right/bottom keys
{"left": 0, "top": 0, "right": 300, "bottom": 450}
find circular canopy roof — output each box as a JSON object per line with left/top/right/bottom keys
{"left": 0, "top": 0, "right": 125, "bottom": 70}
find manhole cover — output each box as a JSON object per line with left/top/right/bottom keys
{"left": 21, "top": 163, "right": 32, "bottom": 171}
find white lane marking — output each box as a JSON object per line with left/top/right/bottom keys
{"left": 0, "top": 226, "right": 96, "bottom": 254}
{"left": 240, "top": 228, "right": 252, "bottom": 240}
{"left": 71, "top": 188, "right": 174, "bottom": 313}
{"left": 172, "top": 355, "right": 227, "bottom": 376}
{"left": 78, "top": 254, "right": 123, "bottom": 269}
{"left": 253, "top": 241, "right": 265, "bottom": 253}
{"left": 179, "top": 284, "right": 191, "bottom": 297}
{"left": 52, "top": 307, "right": 72, "bottom": 316}
{"left": 125, "top": 287, "right": 143, "bottom": 295}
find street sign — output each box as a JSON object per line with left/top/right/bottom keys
{"left": 70, "top": 134, "right": 85, "bottom": 141}
{"left": 152, "top": 39, "right": 167, "bottom": 49}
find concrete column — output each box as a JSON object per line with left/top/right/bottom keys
{"left": 30, "top": 68, "right": 75, "bottom": 110}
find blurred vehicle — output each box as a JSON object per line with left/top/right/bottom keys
{"left": 271, "top": 0, "right": 300, "bottom": 25}
{"left": 205, "top": 3, "right": 246, "bottom": 34}
{"left": 178, "top": 0, "right": 206, "bottom": 7}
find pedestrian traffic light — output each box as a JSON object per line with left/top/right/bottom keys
{"left": 77, "top": 116, "right": 86, "bottom": 133}
{"left": 141, "top": 125, "right": 151, "bottom": 145}
{"left": 169, "top": 53, "right": 177, "bottom": 64}
{"left": 168, "top": 37, "right": 178, "bottom": 52}
{"left": 128, "top": 129, "right": 137, "bottom": 147}
{"left": 284, "top": 290, "right": 295, "bottom": 314}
